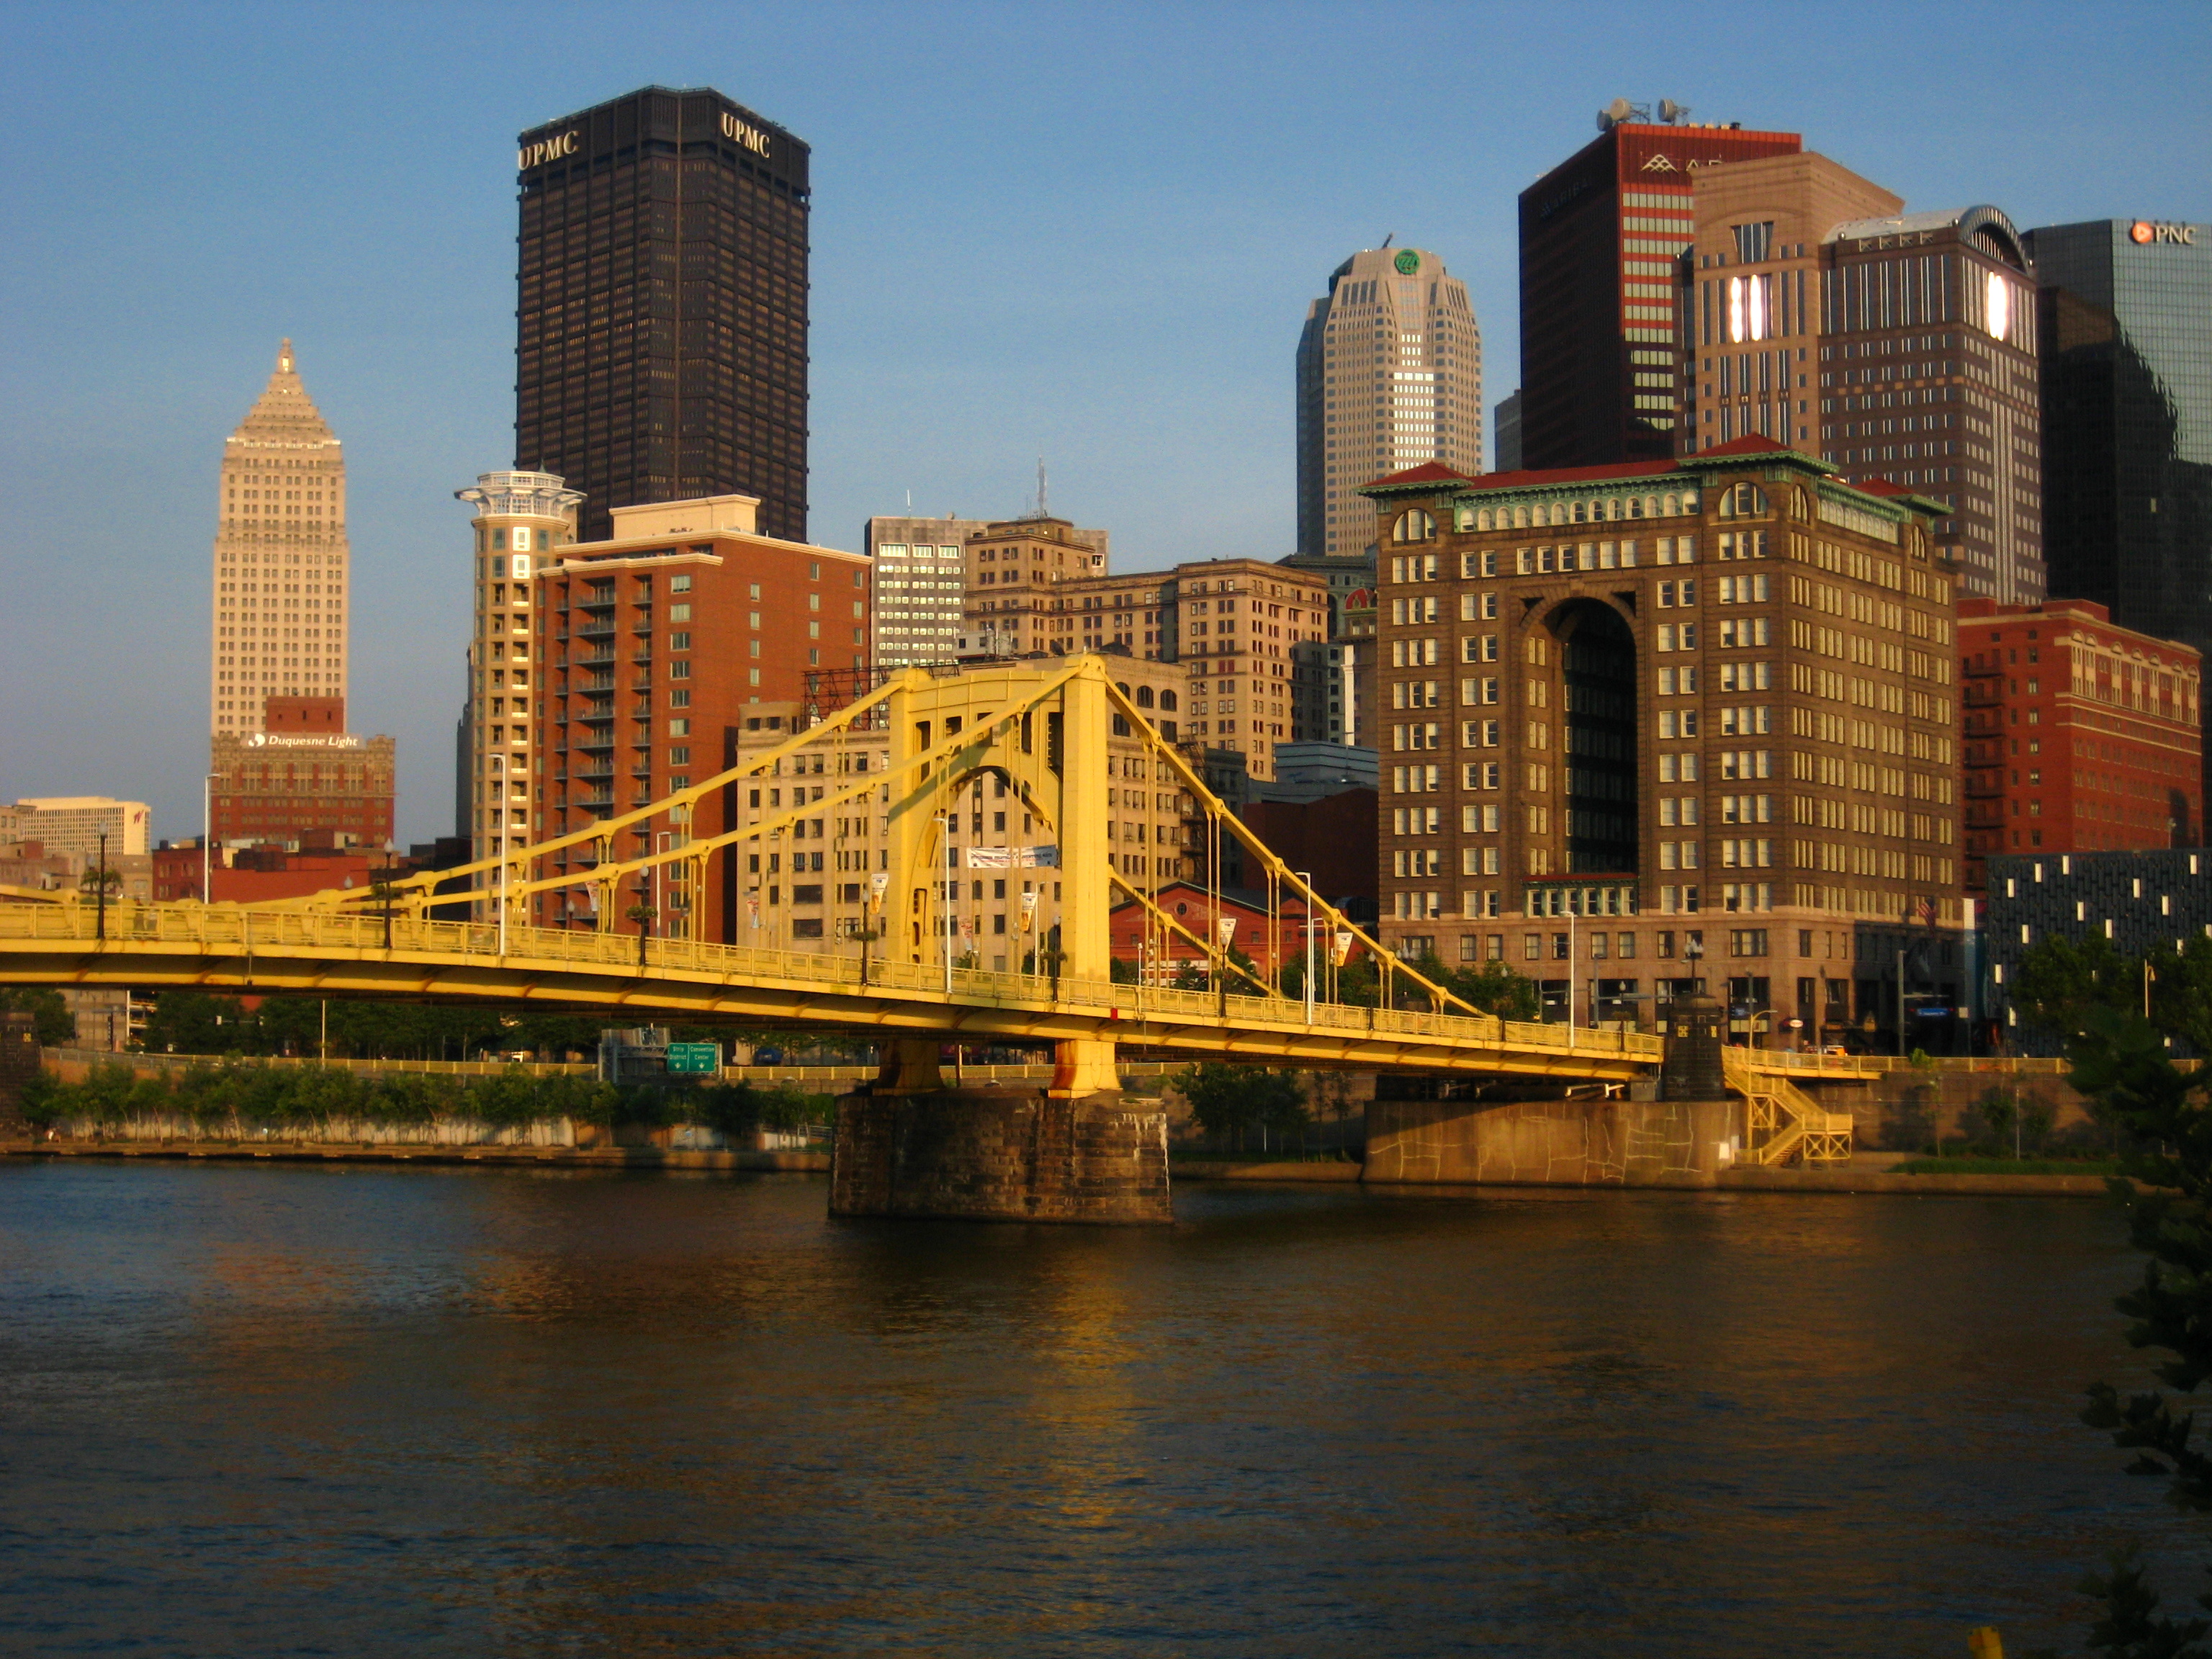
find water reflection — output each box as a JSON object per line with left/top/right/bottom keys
{"left": 0, "top": 1163, "right": 2188, "bottom": 1656}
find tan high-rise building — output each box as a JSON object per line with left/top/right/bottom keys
{"left": 210, "top": 341, "right": 349, "bottom": 736}
{"left": 455, "top": 469, "right": 585, "bottom": 870}
{"left": 1297, "top": 247, "right": 1483, "bottom": 556}
{"left": 1679, "top": 153, "right": 2046, "bottom": 603}
{"left": 1364, "top": 437, "right": 1968, "bottom": 1043}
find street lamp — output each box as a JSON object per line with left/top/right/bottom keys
{"left": 1295, "top": 871, "right": 1314, "bottom": 1026}
{"left": 202, "top": 770, "right": 220, "bottom": 903}
{"left": 936, "top": 811, "right": 955, "bottom": 994}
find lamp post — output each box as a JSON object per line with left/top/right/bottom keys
{"left": 202, "top": 771, "right": 219, "bottom": 903}
{"left": 1296, "top": 871, "right": 1314, "bottom": 1027}
{"left": 377, "top": 843, "right": 397, "bottom": 952}
{"left": 935, "top": 813, "right": 958, "bottom": 994}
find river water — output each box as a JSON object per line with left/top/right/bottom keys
{"left": 0, "top": 1161, "right": 2195, "bottom": 1656}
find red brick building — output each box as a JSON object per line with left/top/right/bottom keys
{"left": 210, "top": 696, "right": 395, "bottom": 850}
{"left": 530, "top": 498, "right": 871, "bottom": 927}
{"left": 1959, "top": 597, "right": 2203, "bottom": 889}
{"left": 1109, "top": 881, "right": 1328, "bottom": 981}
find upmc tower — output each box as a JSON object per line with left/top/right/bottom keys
{"left": 1517, "top": 108, "right": 1799, "bottom": 469}
{"left": 513, "top": 87, "right": 811, "bottom": 545}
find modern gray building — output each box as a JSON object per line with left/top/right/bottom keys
{"left": 1983, "top": 846, "right": 2212, "bottom": 1053}
{"left": 2027, "top": 219, "right": 2212, "bottom": 665}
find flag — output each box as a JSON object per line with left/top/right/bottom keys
{"left": 1216, "top": 916, "right": 1238, "bottom": 947}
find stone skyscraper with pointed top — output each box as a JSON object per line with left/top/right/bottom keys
{"left": 210, "top": 340, "right": 349, "bottom": 737}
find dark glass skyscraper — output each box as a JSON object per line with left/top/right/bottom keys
{"left": 1516, "top": 114, "right": 1800, "bottom": 469}
{"left": 2027, "top": 219, "right": 2212, "bottom": 656}
{"left": 514, "top": 87, "right": 811, "bottom": 544}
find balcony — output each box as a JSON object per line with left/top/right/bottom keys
{"left": 574, "top": 649, "right": 616, "bottom": 670}
{"left": 577, "top": 617, "right": 618, "bottom": 641}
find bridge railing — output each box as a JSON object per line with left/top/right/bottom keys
{"left": 0, "top": 901, "right": 1661, "bottom": 1064}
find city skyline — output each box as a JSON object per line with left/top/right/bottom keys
{"left": 0, "top": 2, "right": 2201, "bottom": 844}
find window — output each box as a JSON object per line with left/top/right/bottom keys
{"left": 1393, "top": 509, "right": 1437, "bottom": 543}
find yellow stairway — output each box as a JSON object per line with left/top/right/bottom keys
{"left": 1723, "top": 1048, "right": 1855, "bottom": 1166}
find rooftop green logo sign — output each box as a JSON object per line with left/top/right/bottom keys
{"left": 1393, "top": 250, "right": 1421, "bottom": 275}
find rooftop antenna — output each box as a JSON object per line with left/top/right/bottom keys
{"left": 1037, "top": 456, "right": 1048, "bottom": 519}
{"left": 1596, "top": 96, "right": 1648, "bottom": 131}
{"left": 1380, "top": 232, "right": 1395, "bottom": 249}
{"left": 1659, "top": 98, "right": 1691, "bottom": 124}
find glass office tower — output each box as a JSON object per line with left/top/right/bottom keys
{"left": 2028, "top": 219, "right": 2212, "bottom": 652}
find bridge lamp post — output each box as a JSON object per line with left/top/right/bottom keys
{"left": 1296, "top": 873, "right": 1314, "bottom": 1027}
{"left": 936, "top": 813, "right": 955, "bottom": 994}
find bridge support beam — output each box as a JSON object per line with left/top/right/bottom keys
{"left": 873, "top": 1039, "right": 943, "bottom": 1092}
{"left": 832, "top": 1081, "right": 1169, "bottom": 1225}
{"left": 1048, "top": 1039, "right": 1118, "bottom": 1097}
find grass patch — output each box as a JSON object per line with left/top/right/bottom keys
{"left": 1893, "top": 1157, "right": 2119, "bottom": 1177}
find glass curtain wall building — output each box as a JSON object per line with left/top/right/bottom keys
{"left": 2028, "top": 220, "right": 2212, "bottom": 660}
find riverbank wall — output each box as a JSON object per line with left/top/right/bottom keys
{"left": 1363, "top": 1094, "right": 1737, "bottom": 1188}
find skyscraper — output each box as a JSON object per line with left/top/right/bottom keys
{"left": 1295, "top": 246, "right": 1481, "bottom": 557}
{"left": 209, "top": 341, "right": 348, "bottom": 735}
{"left": 514, "top": 88, "right": 811, "bottom": 545}
{"left": 1678, "top": 154, "right": 2049, "bottom": 603}
{"left": 1517, "top": 109, "right": 1800, "bottom": 469}
{"left": 2028, "top": 218, "right": 2212, "bottom": 655}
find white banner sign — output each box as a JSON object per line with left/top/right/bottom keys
{"left": 965, "top": 845, "right": 1058, "bottom": 869}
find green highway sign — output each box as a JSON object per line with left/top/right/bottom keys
{"left": 665, "top": 1042, "right": 721, "bottom": 1074}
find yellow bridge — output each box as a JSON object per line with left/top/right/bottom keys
{"left": 0, "top": 658, "right": 1871, "bottom": 1146}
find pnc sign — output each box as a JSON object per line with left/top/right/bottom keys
{"left": 2131, "top": 221, "right": 2197, "bottom": 246}
{"left": 516, "top": 130, "right": 579, "bottom": 171}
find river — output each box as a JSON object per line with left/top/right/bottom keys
{"left": 0, "top": 1161, "right": 2193, "bottom": 1655}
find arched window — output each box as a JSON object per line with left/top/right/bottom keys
{"left": 1663, "top": 493, "right": 1680, "bottom": 516}
{"left": 1513, "top": 504, "right": 1529, "bottom": 529}
{"left": 1159, "top": 690, "right": 1179, "bottom": 711}
{"left": 1721, "top": 482, "right": 1769, "bottom": 518}
{"left": 1393, "top": 509, "right": 1437, "bottom": 543}
{"left": 1476, "top": 508, "right": 1494, "bottom": 531}
{"left": 1136, "top": 685, "right": 1155, "bottom": 708}
{"left": 1791, "top": 486, "right": 1809, "bottom": 519}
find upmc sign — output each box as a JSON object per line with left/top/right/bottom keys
{"left": 2131, "top": 221, "right": 2198, "bottom": 246}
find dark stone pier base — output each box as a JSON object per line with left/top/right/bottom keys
{"left": 830, "top": 1087, "right": 1173, "bottom": 1224}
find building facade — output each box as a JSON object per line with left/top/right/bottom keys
{"left": 525, "top": 651, "right": 1192, "bottom": 958}
{"left": 210, "top": 697, "right": 395, "bottom": 850}
{"left": 1519, "top": 114, "right": 1802, "bottom": 469}
{"left": 527, "top": 498, "right": 870, "bottom": 926}
{"left": 0, "top": 798, "right": 150, "bottom": 864}
{"left": 210, "top": 340, "right": 349, "bottom": 737}
{"left": 866, "top": 516, "right": 988, "bottom": 667}
{"left": 513, "top": 88, "right": 811, "bottom": 544}
{"left": 1677, "top": 156, "right": 2046, "bottom": 603}
{"left": 1959, "top": 597, "right": 2201, "bottom": 888}
{"left": 1984, "top": 847, "right": 2212, "bottom": 1053}
{"left": 1366, "top": 436, "right": 1965, "bottom": 1040}
{"left": 456, "top": 470, "right": 585, "bottom": 865}
{"left": 2028, "top": 219, "right": 2212, "bottom": 671}
{"left": 1295, "top": 246, "right": 1482, "bottom": 557}
{"left": 959, "top": 516, "right": 1111, "bottom": 656}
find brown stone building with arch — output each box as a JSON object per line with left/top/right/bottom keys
{"left": 1364, "top": 435, "right": 1966, "bottom": 1046}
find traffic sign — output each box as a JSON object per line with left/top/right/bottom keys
{"left": 666, "top": 1042, "right": 721, "bottom": 1074}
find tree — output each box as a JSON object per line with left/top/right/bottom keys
{"left": 0, "top": 986, "right": 75, "bottom": 1046}
{"left": 625, "top": 902, "right": 657, "bottom": 968}
{"left": 2014, "top": 932, "right": 2139, "bottom": 1048}
{"left": 1439, "top": 959, "right": 1542, "bottom": 1022}
{"left": 1173, "top": 1062, "right": 1308, "bottom": 1153}
{"left": 140, "top": 990, "right": 252, "bottom": 1055}
{"left": 2034, "top": 1008, "right": 2212, "bottom": 1655}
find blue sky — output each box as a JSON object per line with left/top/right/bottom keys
{"left": 0, "top": 0, "right": 2202, "bottom": 845}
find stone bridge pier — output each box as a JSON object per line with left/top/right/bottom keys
{"left": 830, "top": 1040, "right": 1172, "bottom": 1224}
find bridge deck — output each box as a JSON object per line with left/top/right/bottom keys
{"left": 0, "top": 902, "right": 1669, "bottom": 1079}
